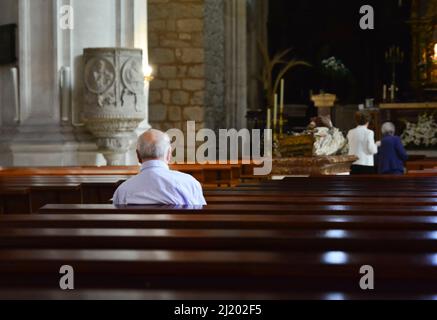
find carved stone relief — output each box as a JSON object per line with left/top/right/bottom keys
{"left": 83, "top": 48, "right": 146, "bottom": 165}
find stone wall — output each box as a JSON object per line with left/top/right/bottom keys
{"left": 148, "top": 0, "right": 206, "bottom": 132}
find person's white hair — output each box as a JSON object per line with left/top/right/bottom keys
{"left": 381, "top": 122, "right": 396, "bottom": 136}
{"left": 137, "top": 129, "right": 171, "bottom": 160}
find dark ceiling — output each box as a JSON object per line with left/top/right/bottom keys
{"left": 268, "top": 0, "right": 413, "bottom": 104}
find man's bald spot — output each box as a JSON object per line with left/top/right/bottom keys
{"left": 139, "top": 129, "right": 168, "bottom": 145}
{"left": 137, "top": 129, "right": 171, "bottom": 161}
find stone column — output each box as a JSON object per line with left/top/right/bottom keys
{"left": 224, "top": 0, "right": 248, "bottom": 130}
{"left": 247, "top": 0, "right": 268, "bottom": 115}
{"left": 0, "top": 0, "right": 150, "bottom": 166}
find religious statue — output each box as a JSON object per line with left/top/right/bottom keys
{"left": 307, "top": 116, "right": 348, "bottom": 156}
{"left": 274, "top": 116, "right": 348, "bottom": 158}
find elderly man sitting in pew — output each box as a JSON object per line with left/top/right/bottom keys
{"left": 113, "top": 129, "right": 206, "bottom": 206}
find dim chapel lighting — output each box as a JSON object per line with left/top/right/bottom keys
{"left": 143, "top": 65, "right": 154, "bottom": 82}
{"left": 434, "top": 43, "right": 437, "bottom": 62}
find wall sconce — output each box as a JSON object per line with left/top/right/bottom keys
{"left": 143, "top": 65, "right": 154, "bottom": 82}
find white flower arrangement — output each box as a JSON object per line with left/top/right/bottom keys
{"left": 321, "top": 57, "right": 349, "bottom": 76}
{"left": 401, "top": 113, "right": 437, "bottom": 148}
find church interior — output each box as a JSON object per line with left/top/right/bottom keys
{"left": 0, "top": 0, "right": 436, "bottom": 302}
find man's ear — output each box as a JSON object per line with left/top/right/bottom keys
{"left": 136, "top": 150, "right": 143, "bottom": 164}
{"left": 166, "top": 147, "right": 172, "bottom": 164}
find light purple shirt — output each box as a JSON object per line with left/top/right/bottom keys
{"left": 113, "top": 160, "right": 207, "bottom": 206}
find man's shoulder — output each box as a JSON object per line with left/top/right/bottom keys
{"left": 115, "top": 175, "right": 139, "bottom": 191}
{"left": 169, "top": 169, "right": 201, "bottom": 186}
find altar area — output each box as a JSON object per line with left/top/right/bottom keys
{"left": 379, "top": 102, "right": 437, "bottom": 157}
{"left": 271, "top": 155, "right": 358, "bottom": 177}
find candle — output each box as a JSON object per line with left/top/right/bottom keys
{"left": 383, "top": 84, "right": 387, "bottom": 101}
{"left": 273, "top": 94, "right": 278, "bottom": 130}
{"left": 266, "top": 108, "right": 271, "bottom": 130}
{"left": 390, "top": 84, "right": 395, "bottom": 101}
{"left": 280, "top": 79, "right": 285, "bottom": 115}
{"left": 280, "top": 79, "right": 285, "bottom": 136}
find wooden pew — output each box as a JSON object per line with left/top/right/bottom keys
{"left": 1, "top": 172, "right": 436, "bottom": 298}
{"left": 2, "top": 174, "right": 437, "bottom": 213}
{"left": 406, "top": 159, "right": 437, "bottom": 171}
{"left": 204, "top": 189, "right": 437, "bottom": 198}
{"left": 0, "top": 288, "right": 413, "bottom": 300}
{"left": 2, "top": 214, "right": 437, "bottom": 230}
{"left": 0, "top": 188, "right": 31, "bottom": 214}
{"left": 38, "top": 204, "right": 437, "bottom": 216}
{"left": 0, "top": 176, "right": 129, "bottom": 212}
{"left": 0, "top": 164, "right": 237, "bottom": 187}
{"left": 0, "top": 227, "right": 436, "bottom": 252}
{"left": 0, "top": 249, "right": 436, "bottom": 293}
{"left": 3, "top": 289, "right": 436, "bottom": 300}
{"left": 205, "top": 196, "right": 437, "bottom": 206}
{"left": 408, "top": 169, "right": 437, "bottom": 177}
{"left": 0, "top": 183, "right": 82, "bottom": 213}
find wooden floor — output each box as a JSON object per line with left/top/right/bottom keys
{"left": 0, "top": 163, "right": 436, "bottom": 300}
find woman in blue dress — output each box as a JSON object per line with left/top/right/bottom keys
{"left": 376, "top": 122, "right": 408, "bottom": 175}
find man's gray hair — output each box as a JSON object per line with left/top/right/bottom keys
{"left": 381, "top": 122, "right": 396, "bottom": 136}
{"left": 137, "top": 129, "right": 171, "bottom": 160}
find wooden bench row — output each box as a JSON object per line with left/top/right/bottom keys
{"left": 0, "top": 174, "right": 436, "bottom": 298}
{"left": 0, "top": 213, "right": 436, "bottom": 230}
{"left": 4, "top": 289, "right": 435, "bottom": 300}
{"left": 0, "top": 214, "right": 436, "bottom": 296}
{"left": 0, "top": 163, "right": 268, "bottom": 187}
{"left": 406, "top": 159, "right": 437, "bottom": 171}
{"left": 1, "top": 248, "right": 435, "bottom": 292}
{"left": 38, "top": 203, "right": 437, "bottom": 216}
{"left": 0, "top": 227, "right": 436, "bottom": 252}
{"left": 2, "top": 175, "right": 437, "bottom": 213}
{"left": 1, "top": 193, "right": 437, "bottom": 298}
